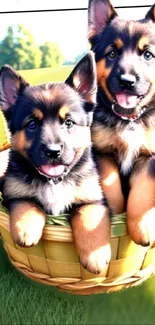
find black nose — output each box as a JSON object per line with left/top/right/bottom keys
{"left": 43, "top": 144, "right": 62, "bottom": 159}
{"left": 119, "top": 74, "right": 136, "bottom": 88}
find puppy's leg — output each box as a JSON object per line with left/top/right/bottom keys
{"left": 127, "top": 163, "right": 155, "bottom": 246}
{"left": 10, "top": 200, "right": 46, "bottom": 247}
{"left": 71, "top": 204, "right": 111, "bottom": 274}
{"left": 96, "top": 155, "right": 124, "bottom": 214}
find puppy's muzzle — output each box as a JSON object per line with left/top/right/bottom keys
{"left": 118, "top": 74, "right": 136, "bottom": 89}
{"left": 43, "top": 144, "right": 62, "bottom": 159}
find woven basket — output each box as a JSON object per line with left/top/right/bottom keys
{"left": 0, "top": 210, "right": 155, "bottom": 295}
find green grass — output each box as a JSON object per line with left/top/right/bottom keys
{"left": 86, "top": 275, "right": 155, "bottom": 324}
{"left": 0, "top": 241, "right": 86, "bottom": 325}
{"left": 19, "top": 65, "right": 74, "bottom": 85}
{"left": 0, "top": 271, "right": 86, "bottom": 325}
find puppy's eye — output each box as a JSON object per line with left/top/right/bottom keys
{"left": 107, "top": 49, "right": 118, "bottom": 59}
{"left": 143, "top": 50, "right": 153, "bottom": 61}
{"left": 26, "top": 119, "right": 37, "bottom": 131}
{"left": 65, "top": 118, "right": 75, "bottom": 129}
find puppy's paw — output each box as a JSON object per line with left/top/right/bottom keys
{"left": 128, "top": 210, "right": 155, "bottom": 247}
{"left": 79, "top": 243, "right": 111, "bottom": 274}
{"left": 11, "top": 221, "right": 44, "bottom": 247}
{"left": 71, "top": 204, "right": 111, "bottom": 274}
{"left": 10, "top": 202, "right": 46, "bottom": 247}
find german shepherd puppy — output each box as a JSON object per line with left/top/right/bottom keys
{"left": 88, "top": 0, "right": 155, "bottom": 246}
{"left": 0, "top": 52, "right": 111, "bottom": 274}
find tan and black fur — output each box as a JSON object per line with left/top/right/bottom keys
{"left": 88, "top": 0, "right": 155, "bottom": 246}
{"left": 0, "top": 52, "right": 111, "bottom": 274}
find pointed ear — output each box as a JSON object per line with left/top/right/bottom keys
{"left": 0, "top": 65, "right": 29, "bottom": 111}
{"left": 88, "top": 0, "right": 118, "bottom": 40}
{"left": 145, "top": 4, "right": 155, "bottom": 22}
{"left": 65, "top": 51, "right": 97, "bottom": 105}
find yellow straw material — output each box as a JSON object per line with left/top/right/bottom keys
{"left": 0, "top": 109, "right": 10, "bottom": 151}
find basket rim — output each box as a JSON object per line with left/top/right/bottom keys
{"left": 0, "top": 208, "right": 127, "bottom": 240}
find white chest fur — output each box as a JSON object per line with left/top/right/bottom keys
{"left": 119, "top": 124, "right": 143, "bottom": 174}
{"left": 93, "top": 121, "right": 155, "bottom": 175}
{"left": 118, "top": 122, "right": 155, "bottom": 174}
{"left": 37, "top": 181, "right": 76, "bottom": 215}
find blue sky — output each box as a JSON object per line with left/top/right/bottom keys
{"left": 0, "top": 0, "right": 154, "bottom": 61}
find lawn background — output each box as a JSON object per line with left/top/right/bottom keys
{"left": 1, "top": 65, "right": 155, "bottom": 324}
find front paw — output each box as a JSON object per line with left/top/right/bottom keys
{"left": 79, "top": 243, "right": 111, "bottom": 274}
{"left": 10, "top": 202, "right": 46, "bottom": 247}
{"left": 127, "top": 208, "right": 155, "bottom": 247}
{"left": 11, "top": 221, "right": 44, "bottom": 247}
{"left": 71, "top": 204, "right": 111, "bottom": 274}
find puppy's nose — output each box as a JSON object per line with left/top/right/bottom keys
{"left": 43, "top": 144, "right": 62, "bottom": 159}
{"left": 119, "top": 74, "right": 136, "bottom": 87}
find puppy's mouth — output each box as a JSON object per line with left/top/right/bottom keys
{"left": 37, "top": 164, "right": 68, "bottom": 182}
{"left": 112, "top": 93, "right": 146, "bottom": 120}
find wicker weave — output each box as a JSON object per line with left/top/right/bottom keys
{"left": 0, "top": 210, "right": 155, "bottom": 295}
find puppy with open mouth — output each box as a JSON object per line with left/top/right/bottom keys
{"left": 88, "top": 0, "right": 155, "bottom": 246}
{"left": 0, "top": 52, "right": 111, "bottom": 274}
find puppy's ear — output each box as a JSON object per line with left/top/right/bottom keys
{"left": 0, "top": 65, "right": 29, "bottom": 111}
{"left": 145, "top": 4, "right": 155, "bottom": 22}
{"left": 88, "top": 0, "right": 117, "bottom": 41}
{"left": 65, "top": 51, "right": 97, "bottom": 105}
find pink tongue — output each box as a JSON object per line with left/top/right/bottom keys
{"left": 115, "top": 94, "right": 137, "bottom": 109}
{"left": 41, "top": 164, "right": 65, "bottom": 177}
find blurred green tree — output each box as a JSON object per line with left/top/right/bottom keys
{"left": 39, "top": 41, "right": 64, "bottom": 68}
{"left": 0, "top": 25, "right": 42, "bottom": 70}
{"left": 0, "top": 26, "right": 16, "bottom": 67}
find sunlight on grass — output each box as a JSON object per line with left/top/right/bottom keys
{"left": 19, "top": 65, "right": 74, "bottom": 85}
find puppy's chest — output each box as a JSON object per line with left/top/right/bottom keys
{"left": 118, "top": 124, "right": 155, "bottom": 155}
{"left": 118, "top": 125, "right": 147, "bottom": 174}
{"left": 37, "top": 182, "right": 76, "bottom": 215}
{"left": 94, "top": 123, "right": 155, "bottom": 174}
